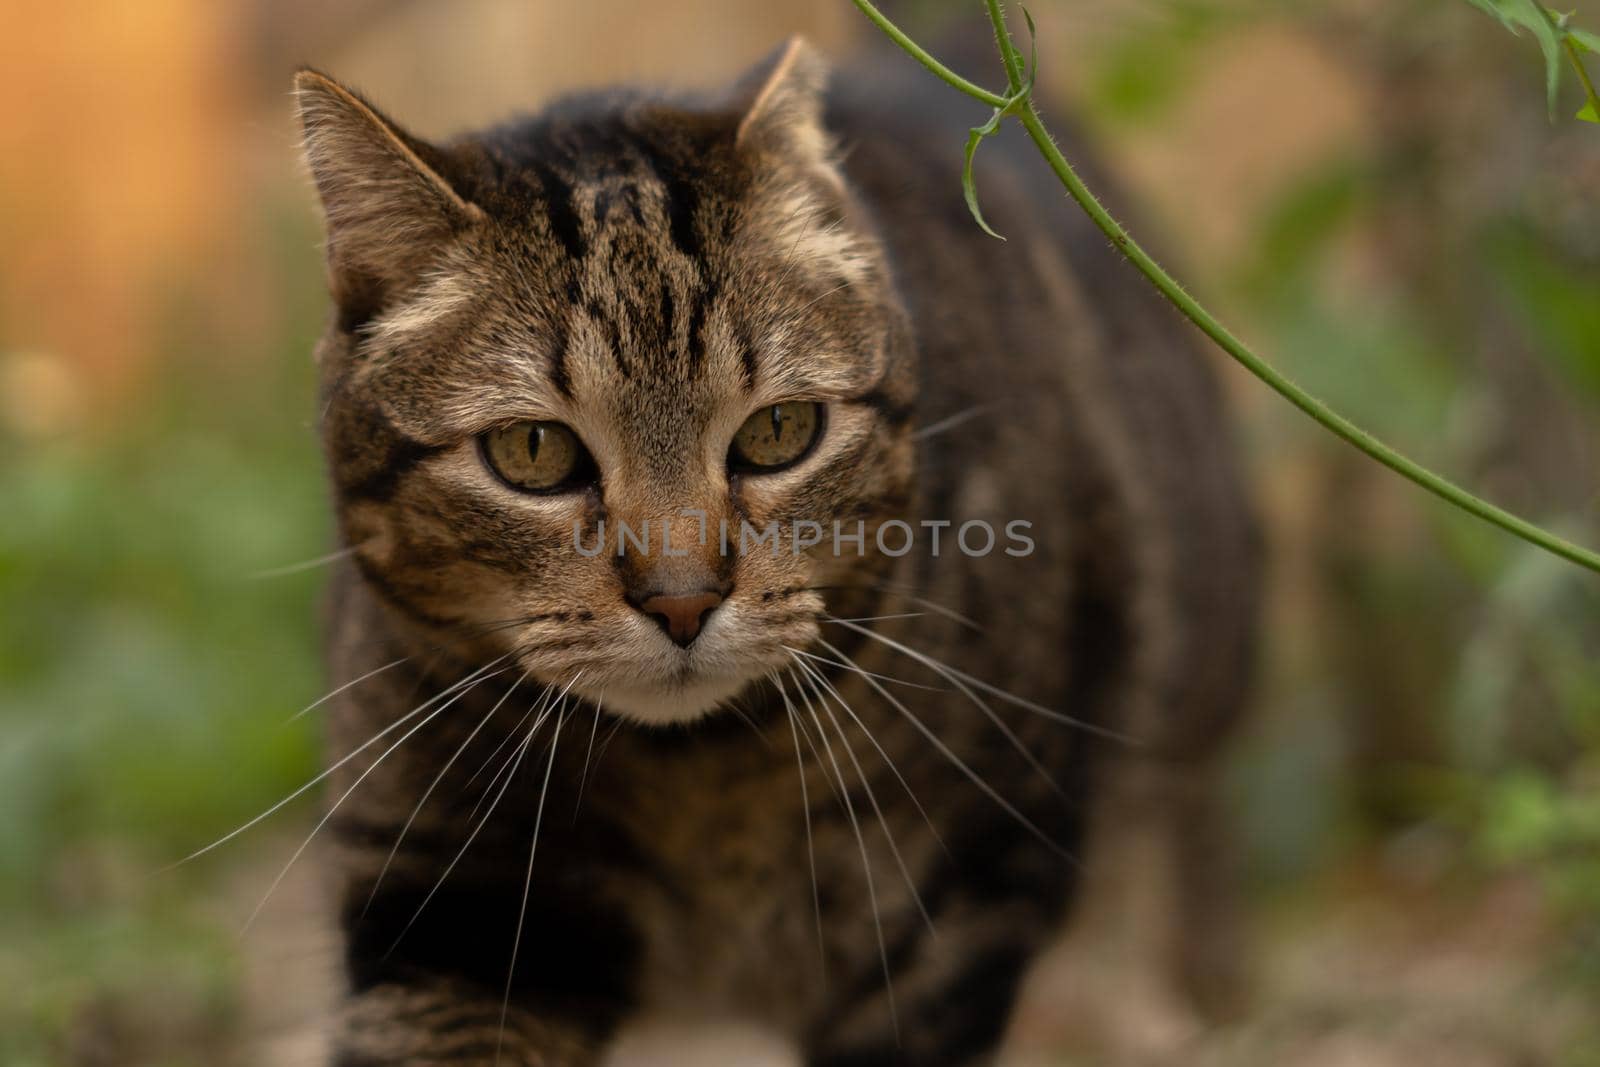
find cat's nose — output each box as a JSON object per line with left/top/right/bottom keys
{"left": 636, "top": 590, "right": 724, "bottom": 647}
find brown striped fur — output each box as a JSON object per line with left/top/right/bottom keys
{"left": 297, "top": 37, "right": 1258, "bottom": 1066}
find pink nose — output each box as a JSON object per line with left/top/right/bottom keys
{"left": 638, "top": 591, "right": 724, "bottom": 647}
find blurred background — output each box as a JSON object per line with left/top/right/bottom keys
{"left": 2, "top": 0, "right": 1598, "bottom": 1063}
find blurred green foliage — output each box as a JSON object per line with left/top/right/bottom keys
{"left": 0, "top": 206, "right": 331, "bottom": 1063}
{"left": 1088, "top": 0, "right": 1242, "bottom": 122}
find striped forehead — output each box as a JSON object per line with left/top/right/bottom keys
{"left": 486, "top": 112, "right": 726, "bottom": 258}
{"left": 547, "top": 227, "right": 708, "bottom": 392}
{"left": 508, "top": 134, "right": 752, "bottom": 396}
{"left": 557, "top": 251, "right": 728, "bottom": 399}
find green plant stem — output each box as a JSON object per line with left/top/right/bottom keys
{"left": 1567, "top": 36, "right": 1600, "bottom": 108}
{"left": 985, "top": 0, "right": 1027, "bottom": 93}
{"left": 850, "top": 0, "right": 1600, "bottom": 575}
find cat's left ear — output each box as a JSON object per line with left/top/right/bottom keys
{"left": 732, "top": 37, "right": 832, "bottom": 163}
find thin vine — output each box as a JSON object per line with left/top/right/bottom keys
{"left": 850, "top": 0, "right": 1600, "bottom": 576}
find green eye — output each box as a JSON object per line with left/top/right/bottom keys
{"left": 481, "top": 421, "right": 593, "bottom": 493}
{"left": 729, "top": 401, "right": 824, "bottom": 471}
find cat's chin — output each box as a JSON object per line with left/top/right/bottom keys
{"left": 586, "top": 674, "right": 759, "bottom": 726}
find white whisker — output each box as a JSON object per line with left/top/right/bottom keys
{"left": 384, "top": 697, "right": 546, "bottom": 960}
{"left": 812, "top": 632, "right": 1077, "bottom": 864}
{"left": 828, "top": 617, "right": 1128, "bottom": 744}
{"left": 790, "top": 665, "right": 899, "bottom": 1040}
{"left": 497, "top": 699, "right": 569, "bottom": 1065}
{"left": 592, "top": 717, "right": 627, "bottom": 767}
{"left": 361, "top": 669, "right": 533, "bottom": 918}
{"left": 789, "top": 647, "right": 945, "bottom": 693}
{"left": 467, "top": 674, "right": 581, "bottom": 823}
{"left": 911, "top": 403, "right": 995, "bottom": 443}
{"left": 867, "top": 583, "right": 983, "bottom": 632}
{"left": 718, "top": 696, "right": 768, "bottom": 743}
{"left": 248, "top": 544, "right": 359, "bottom": 580}
{"left": 826, "top": 612, "right": 925, "bottom": 625}
{"left": 776, "top": 670, "right": 846, "bottom": 809}
{"left": 167, "top": 653, "right": 514, "bottom": 871}
{"left": 572, "top": 695, "right": 605, "bottom": 822}
{"left": 791, "top": 653, "right": 936, "bottom": 934}
{"left": 287, "top": 656, "right": 408, "bottom": 724}
{"left": 860, "top": 634, "right": 1066, "bottom": 800}
{"left": 466, "top": 682, "right": 559, "bottom": 793}
{"left": 243, "top": 664, "right": 508, "bottom": 931}
{"left": 771, "top": 670, "right": 827, "bottom": 977}
{"left": 796, "top": 644, "right": 947, "bottom": 853}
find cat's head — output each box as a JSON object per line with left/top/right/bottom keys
{"left": 297, "top": 40, "right": 916, "bottom": 724}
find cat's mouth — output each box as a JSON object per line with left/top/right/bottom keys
{"left": 563, "top": 630, "right": 812, "bottom": 726}
{"left": 511, "top": 595, "right": 824, "bottom": 725}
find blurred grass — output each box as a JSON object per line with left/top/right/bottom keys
{"left": 0, "top": 205, "right": 331, "bottom": 1064}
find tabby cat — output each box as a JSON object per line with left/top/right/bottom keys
{"left": 295, "top": 36, "right": 1257, "bottom": 1066}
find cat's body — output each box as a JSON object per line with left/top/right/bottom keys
{"left": 301, "top": 39, "right": 1257, "bottom": 1067}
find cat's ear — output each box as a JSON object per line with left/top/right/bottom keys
{"left": 731, "top": 40, "right": 879, "bottom": 287}
{"left": 293, "top": 68, "right": 483, "bottom": 325}
{"left": 733, "top": 37, "right": 831, "bottom": 162}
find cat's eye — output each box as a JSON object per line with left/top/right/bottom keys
{"left": 729, "top": 401, "right": 824, "bottom": 472}
{"left": 480, "top": 421, "right": 595, "bottom": 493}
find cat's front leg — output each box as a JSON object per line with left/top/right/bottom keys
{"left": 333, "top": 979, "right": 602, "bottom": 1066}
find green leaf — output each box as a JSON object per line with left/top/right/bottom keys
{"left": 1580, "top": 98, "right": 1600, "bottom": 121}
{"left": 1572, "top": 27, "right": 1600, "bottom": 52}
{"left": 1464, "top": 0, "right": 1585, "bottom": 119}
{"left": 1463, "top": 0, "right": 1521, "bottom": 32}
{"left": 1508, "top": 0, "right": 1566, "bottom": 116}
{"left": 963, "top": 109, "right": 1008, "bottom": 240}
{"left": 961, "top": 21, "right": 1036, "bottom": 243}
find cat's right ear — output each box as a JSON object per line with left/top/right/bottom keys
{"left": 732, "top": 37, "right": 830, "bottom": 162}
{"left": 293, "top": 68, "right": 483, "bottom": 328}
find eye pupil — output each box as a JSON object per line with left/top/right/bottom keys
{"left": 481, "top": 420, "right": 592, "bottom": 494}
{"left": 730, "top": 401, "right": 823, "bottom": 472}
